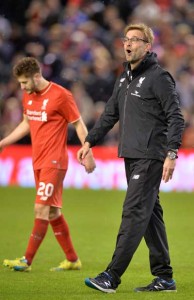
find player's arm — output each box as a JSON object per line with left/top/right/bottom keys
{"left": 72, "top": 117, "right": 96, "bottom": 173}
{"left": 0, "top": 114, "right": 30, "bottom": 152}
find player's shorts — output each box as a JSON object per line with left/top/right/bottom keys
{"left": 34, "top": 168, "right": 67, "bottom": 208}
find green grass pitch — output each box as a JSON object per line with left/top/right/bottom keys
{"left": 0, "top": 187, "right": 193, "bottom": 300}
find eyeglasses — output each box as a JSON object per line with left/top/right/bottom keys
{"left": 121, "top": 37, "right": 148, "bottom": 44}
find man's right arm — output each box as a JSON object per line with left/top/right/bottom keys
{"left": 85, "top": 90, "right": 119, "bottom": 148}
{"left": 0, "top": 114, "right": 30, "bottom": 151}
{"left": 77, "top": 77, "right": 120, "bottom": 163}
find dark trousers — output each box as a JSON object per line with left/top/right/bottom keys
{"left": 106, "top": 158, "right": 173, "bottom": 284}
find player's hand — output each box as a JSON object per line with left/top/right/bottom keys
{"left": 83, "top": 150, "right": 96, "bottom": 173}
{"left": 162, "top": 157, "right": 176, "bottom": 183}
{"left": 77, "top": 142, "right": 90, "bottom": 164}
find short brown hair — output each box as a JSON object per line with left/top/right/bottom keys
{"left": 124, "top": 23, "right": 154, "bottom": 45}
{"left": 13, "top": 57, "right": 41, "bottom": 78}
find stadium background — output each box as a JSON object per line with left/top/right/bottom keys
{"left": 0, "top": 0, "right": 194, "bottom": 146}
{"left": 0, "top": 0, "right": 194, "bottom": 190}
{"left": 0, "top": 2, "right": 194, "bottom": 300}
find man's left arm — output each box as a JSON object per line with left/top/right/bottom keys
{"left": 155, "top": 71, "right": 185, "bottom": 150}
{"left": 154, "top": 72, "right": 185, "bottom": 182}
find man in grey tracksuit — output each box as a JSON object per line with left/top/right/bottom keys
{"left": 77, "top": 23, "right": 185, "bottom": 293}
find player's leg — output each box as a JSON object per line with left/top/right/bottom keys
{"left": 22, "top": 168, "right": 54, "bottom": 268}
{"left": 3, "top": 169, "right": 50, "bottom": 271}
{"left": 49, "top": 207, "right": 81, "bottom": 271}
{"left": 35, "top": 168, "right": 81, "bottom": 271}
{"left": 23, "top": 204, "right": 50, "bottom": 266}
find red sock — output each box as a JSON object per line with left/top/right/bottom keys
{"left": 50, "top": 215, "right": 78, "bottom": 262}
{"left": 25, "top": 218, "right": 49, "bottom": 265}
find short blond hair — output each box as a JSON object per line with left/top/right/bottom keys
{"left": 124, "top": 23, "right": 154, "bottom": 45}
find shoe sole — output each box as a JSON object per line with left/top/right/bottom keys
{"left": 13, "top": 266, "right": 31, "bottom": 272}
{"left": 3, "top": 265, "right": 31, "bottom": 272}
{"left": 134, "top": 289, "right": 177, "bottom": 292}
{"left": 85, "top": 278, "right": 116, "bottom": 293}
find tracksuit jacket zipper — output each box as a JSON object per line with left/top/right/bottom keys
{"left": 119, "top": 73, "right": 132, "bottom": 157}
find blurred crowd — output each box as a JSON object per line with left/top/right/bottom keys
{"left": 0, "top": 0, "right": 194, "bottom": 147}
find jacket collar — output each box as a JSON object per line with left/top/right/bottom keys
{"left": 123, "top": 52, "right": 158, "bottom": 77}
